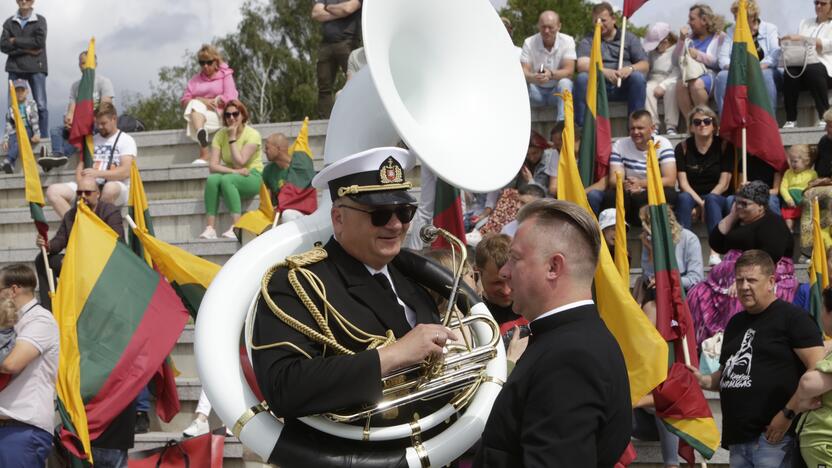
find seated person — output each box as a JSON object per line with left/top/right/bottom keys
{"left": 501, "top": 183, "right": 545, "bottom": 237}
{"left": 673, "top": 5, "right": 725, "bottom": 119}
{"left": 687, "top": 181, "right": 796, "bottom": 345}
{"left": 181, "top": 44, "right": 239, "bottom": 165}
{"left": 598, "top": 110, "right": 678, "bottom": 225}
{"left": 644, "top": 22, "right": 681, "bottom": 135}
{"left": 0, "top": 80, "right": 40, "bottom": 174}
{"left": 35, "top": 177, "right": 124, "bottom": 311}
{"left": 674, "top": 105, "right": 733, "bottom": 237}
{"left": 520, "top": 10, "right": 576, "bottom": 122}
{"left": 39, "top": 50, "right": 115, "bottom": 170}
{"left": 545, "top": 121, "right": 564, "bottom": 197}
{"left": 800, "top": 109, "right": 832, "bottom": 254}
{"left": 44, "top": 102, "right": 136, "bottom": 218}
{"left": 597, "top": 208, "right": 625, "bottom": 260}
{"left": 780, "top": 144, "right": 817, "bottom": 232}
{"left": 474, "top": 233, "right": 522, "bottom": 330}
{"left": 0, "top": 297, "right": 16, "bottom": 390}
{"left": 198, "top": 99, "right": 263, "bottom": 239}
{"left": 262, "top": 132, "right": 317, "bottom": 224}
{"left": 574, "top": 2, "right": 648, "bottom": 127}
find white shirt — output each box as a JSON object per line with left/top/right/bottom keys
{"left": 0, "top": 298, "right": 59, "bottom": 433}
{"left": 364, "top": 264, "right": 417, "bottom": 327}
{"left": 609, "top": 135, "right": 675, "bottom": 180}
{"left": 533, "top": 299, "right": 595, "bottom": 323}
{"left": 520, "top": 32, "right": 577, "bottom": 88}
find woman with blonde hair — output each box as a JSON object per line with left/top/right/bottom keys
{"left": 675, "top": 4, "right": 726, "bottom": 119}
{"left": 643, "top": 23, "right": 681, "bottom": 135}
{"left": 181, "top": 44, "right": 239, "bottom": 164}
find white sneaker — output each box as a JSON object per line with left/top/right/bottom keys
{"left": 708, "top": 252, "right": 722, "bottom": 266}
{"left": 191, "top": 158, "right": 208, "bottom": 165}
{"left": 665, "top": 127, "right": 678, "bottom": 136}
{"left": 782, "top": 121, "right": 796, "bottom": 129}
{"left": 221, "top": 227, "right": 237, "bottom": 239}
{"left": 819, "top": 120, "right": 827, "bottom": 128}
{"left": 199, "top": 226, "right": 217, "bottom": 239}
{"left": 182, "top": 417, "right": 209, "bottom": 438}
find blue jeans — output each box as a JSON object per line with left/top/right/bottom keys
{"left": 675, "top": 192, "right": 732, "bottom": 232}
{"left": 0, "top": 424, "right": 53, "bottom": 467}
{"left": 8, "top": 72, "right": 47, "bottom": 137}
{"left": 136, "top": 385, "right": 151, "bottom": 412}
{"left": 728, "top": 433, "right": 793, "bottom": 468}
{"left": 92, "top": 447, "right": 128, "bottom": 468}
{"left": 5, "top": 125, "right": 33, "bottom": 165}
{"left": 588, "top": 189, "right": 605, "bottom": 215}
{"left": 715, "top": 68, "right": 781, "bottom": 115}
{"left": 49, "top": 125, "right": 77, "bottom": 157}
{"left": 528, "top": 78, "right": 574, "bottom": 122}
{"left": 575, "top": 71, "right": 647, "bottom": 126}
{"left": 726, "top": 194, "right": 781, "bottom": 216}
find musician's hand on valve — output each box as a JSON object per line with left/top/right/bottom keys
{"left": 377, "top": 324, "right": 459, "bottom": 376}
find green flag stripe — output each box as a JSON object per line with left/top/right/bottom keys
{"left": 30, "top": 202, "right": 46, "bottom": 223}
{"left": 76, "top": 244, "right": 158, "bottom": 401}
{"left": 76, "top": 68, "right": 95, "bottom": 102}
{"left": 171, "top": 282, "right": 208, "bottom": 318}
{"left": 285, "top": 150, "right": 314, "bottom": 187}
{"left": 649, "top": 204, "right": 680, "bottom": 272}
{"left": 727, "top": 44, "right": 775, "bottom": 116}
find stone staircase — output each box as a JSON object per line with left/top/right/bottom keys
{"left": 3, "top": 102, "right": 824, "bottom": 466}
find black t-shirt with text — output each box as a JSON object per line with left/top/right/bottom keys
{"left": 675, "top": 136, "right": 734, "bottom": 196}
{"left": 718, "top": 300, "right": 822, "bottom": 447}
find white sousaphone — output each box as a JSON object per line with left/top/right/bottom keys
{"left": 194, "top": 0, "right": 530, "bottom": 466}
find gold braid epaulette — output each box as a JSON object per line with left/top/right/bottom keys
{"left": 258, "top": 246, "right": 395, "bottom": 358}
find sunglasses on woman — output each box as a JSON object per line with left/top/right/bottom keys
{"left": 692, "top": 117, "right": 713, "bottom": 127}
{"left": 338, "top": 204, "right": 418, "bottom": 227}
{"left": 224, "top": 111, "right": 241, "bottom": 119}
{"left": 198, "top": 59, "right": 215, "bottom": 66}
{"left": 76, "top": 190, "right": 97, "bottom": 196}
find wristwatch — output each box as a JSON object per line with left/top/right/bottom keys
{"left": 782, "top": 408, "right": 797, "bottom": 420}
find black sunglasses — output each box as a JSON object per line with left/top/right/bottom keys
{"left": 224, "top": 111, "right": 240, "bottom": 119}
{"left": 339, "top": 204, "right": 417, "bottom": 226}
{"left": 76, "top": 190, "right": 97, "bottom": 196}
{"left": 816, "top": 1, "right": 830, "bottom": 6}
{"left": 198, "top": 59, "right": 215, "bottom": 66}
{"left": 692, "top": 117, "right": 713, "bottom": 127}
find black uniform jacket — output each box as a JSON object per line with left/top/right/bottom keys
{"left": 252, "top": 237, "right": 441, "bottom": 466}
{"left": 474, "top": 304, "right": 632, "bottom": 468}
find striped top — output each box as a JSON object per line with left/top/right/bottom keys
{"left": 610, "top": 135, "right": 675, "bottom": 179}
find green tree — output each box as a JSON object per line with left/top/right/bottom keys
{"left": 123, "top": 56, "right": 198, "bottom": 131}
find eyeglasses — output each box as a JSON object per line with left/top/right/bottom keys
{"left": 198, "top": 59, "right": 215, "bottom": 66}
{"left": 76, "top": 190, "right": 98, "bottom": 196}
{"left": 338, "top": 204, "right": 418, "bottom": 227}
{"left": 692, "top": 117, "right": 714, "bottom": 127}
{"left": 816, "top": 1, "right": 830, "bottom": 6}
{"left": 224, "top": 111, "right": 240, "bottom": 119}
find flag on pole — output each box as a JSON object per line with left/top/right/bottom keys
{"left": 128, "top": 160, "right": 154, "bottom": 266}
{"left": 235, "top": 182, "right": 276, "bottom": 236}
{"left": 578, "top": 21, "right": 612, "bottom": 186}
{"left": 11, "top": 80, "right": 48, "bottom": 240}
{"left": 810, "top": 197, "right": 829, "bottom": 332}
{"left": 432, "top": 178, "right": 466, "bottom": 249}
{"left": 68, "top": 38, "right": 96, "bottom": 168}
{"left": 614, "top": 172, "right": 629, "bottom": 284}
{"left": 623, "top": 0, "right": 649, "bottom": 17}
{"left": 557, "top": 90, "right": 668, "bottom": 405}
{"left": 645, "top": 140, "right": 720, "bottom": 462}
{"left": 276, "top": 117, "right": 317, "bottom": 215}
{"left": 53, "top": 203, "right": 190, "bottom": 462}
{"left": 720, "top": 0, "right": 786, "bottom": 172}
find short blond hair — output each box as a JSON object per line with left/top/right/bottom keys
{"left": 0, "top": 298, "right": 16, "bottom": 329}
{"left": 690, "top": 4, "right": 725, "bottom": 35}
{"left": 197, "top": 44, "right": 223, "bottom": 64}
{"left": 730, "top": 0, "right": 760, "bottom": 19}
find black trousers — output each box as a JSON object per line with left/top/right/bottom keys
{"left": 783, "top": 62, "right": 832, "bottom": 121}
{"left": 316, "top": 38, "right": 358, "bottom": 118}
{"left": 601, "top": 187, "right": 678, "bottom": 226}
{"left": 34, "top": 251, "right": 62, "bottom": 311}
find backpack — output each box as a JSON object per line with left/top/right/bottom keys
{"left": 117, "top": 114, "right": 146, "bottom": 133}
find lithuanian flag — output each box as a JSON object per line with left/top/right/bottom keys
{"left": 614, "top": 171, "right": 628, "bottom": 284}
{"left": 623, "top": 0, "right": 649, "bottom": 17}
{"left": 11, "top": 80, "right": 47, "bottom": 240}
{"left": 235, "top": 182, "right": 276, "bottom": 236}
{"left": 557, "top": 90, "right": 668, "bottom": 404}
{"left": 277, "top": 117, "right": 317, "bottom": 214}
{"left": 128, "top": 160, "right": 154, "bottom": 266}
{"left": 432, "top": 176, "right": 466, "bottom": 249}
{"left": 68, "top": 38, "right": 96, "bottom": 168}
{"left": 130, "top": 227, "right": 221, "bottom": 318}
{"left": 578, "top": 21, "right": 612, "bottom": 187}
{"left": 810, "top": 197, "right": 829, "bottom": 332}
{"left": 53, "top": 202, "right": 190, "bottom": 461}
{"left": 720, "top": 0, "right": 786, "bottom": 172}
{"left": 645, "top": 140, "right": 720, "bottom": 462}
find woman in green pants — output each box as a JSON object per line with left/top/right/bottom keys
{"left": 199, "top": 99, "right": 264, "bottom": 239}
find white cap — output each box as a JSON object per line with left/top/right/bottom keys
{"left": 643, "top": 22, "right": 671, "bottom": 53}
{"left": 598, "top": 208, "right": 620, "bottom": 231}
{"left": 312, "top": 147, "right": 417, "bottom": 205}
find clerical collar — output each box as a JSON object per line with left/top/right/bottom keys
{"left": 532, "top": 299, "right": 594, "bottom": 323}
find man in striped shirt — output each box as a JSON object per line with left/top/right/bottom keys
{"left": 601, "top": 109, "right": 678, "bottom": 225}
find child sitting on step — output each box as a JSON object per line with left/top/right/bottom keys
{"left": 781, "top": 144, "right": 817, "bottom": 232}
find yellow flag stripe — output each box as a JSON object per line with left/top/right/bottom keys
{"left": 646, "top": 140, "right": 667, "bottom": 206}
{"left": 128, "top": 161, "right": 153, "bottom": 266}
{"left": 585, "top": 22, "right": 603, "bottom": 117}
{"left": 133, "top": 228, "right": 220, "bottom": 288}
{"left": 734, "top": 0, "right": 759, "bottom": 59}
{"left": 235, "top": 182, "right": 274, "bottom": 235}
{"left": 289, "top": 117, "right": 312, "bottom": 157}
{"left": 614, "top": 172, "right": 629, "bottom": 284}
{"left": 664, "top": 416, "right": 722, "bottom": 454}
{"left": 10, "top": 80, "right": 44, "bottom": 205}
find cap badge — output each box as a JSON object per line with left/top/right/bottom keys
{"left": 379, "top": 156, "right": 404, "bottom": 185}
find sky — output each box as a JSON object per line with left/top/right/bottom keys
{"left": 489, "top": 0, "right": 814, "bottom": 37}
{"left": 5, "top": 0, "right": 242, "bottom": 125}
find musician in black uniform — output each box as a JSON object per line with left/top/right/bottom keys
{"left": 474, "top": 199, "right": 632, "bottom": 467}
{"left": 251, "top": 147, "right": 458, "bottom": 467}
